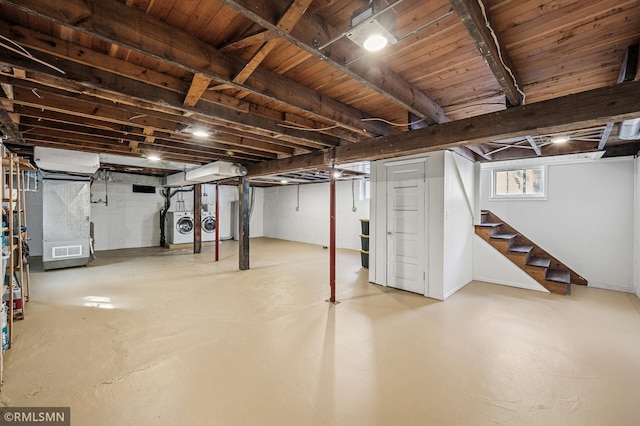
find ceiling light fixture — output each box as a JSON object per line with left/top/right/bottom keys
{"left": 147, "top": 155, "right": 161, "bottom": 161}
{"left": 333, "top": 171, "right": 343, "bottom": 179}
{"left": 343, "top": 0, "right": 399, "bottom": 52}
{"left": 280, "top": 179, "right": 289, "bottom": 184}
{"left": 192, "top": 129, "right": 211, "bottom": 138}
{"left": 551, "top": 136, "right": 569, "bottom": 144}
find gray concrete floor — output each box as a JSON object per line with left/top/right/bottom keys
{"left": 1, "top": 237, "right": 639, "bottom": 425}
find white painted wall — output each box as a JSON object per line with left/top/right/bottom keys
{"left": 370, "top": 151, "right": 475, "bottom": 300}
{"left": 443, "top": 151, "right": 475, "bottom": 299}
{"left": 262, "top": 180, "right": 369, "bottom": 251}
{"left": 635, "top": 156, "right": 640, "bottom": 299}
{"left": 479, "top": 155, "right": 635, "bottom": 293}
{"left": 91, "top": 178, "right": 164, "bottom": 250}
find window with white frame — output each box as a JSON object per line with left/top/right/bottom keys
{"left": 360, "top": 179, "right": 370, "bottom": 200}
{"left": 491, "top": 167, "right": 545, "bottom": 199}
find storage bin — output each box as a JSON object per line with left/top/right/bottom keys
{"left": 359, "top": 219, "right": 369, "bottom": 235}
{"left": 359, "top": 234, "right": 369, "bottom": 251}
{"left": 360, "top": 250, "right": 369, "bottom": 268}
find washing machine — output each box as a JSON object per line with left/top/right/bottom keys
{"left": 167, "top": 211, "right": 195, "bottom": 244}
{"left": 201, "top": 211, "right": 217, "bottom": 242}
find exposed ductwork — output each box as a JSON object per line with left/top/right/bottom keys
{"left": 34, "top": 146, "right": 100, "bottom": 175}
{"left": 163, "top": 161, "right": 248, "bottom": 187}
{"left": 618, "top": 118, "right": 640, "bottom": 140}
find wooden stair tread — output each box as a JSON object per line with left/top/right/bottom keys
{"left": 492, "top": 233, "right": 518, "bottom": 240}
{"left": 546, "top": 269, "right": 570, "bottom": 284}
{"left": 476, "top": 222, "right": 502, "bottom": 228}
{"left": 527, "top": 256, "right": 551, "bottom": 268}
{"left": 508, "top": 245, "right": 533, "bottom": 253}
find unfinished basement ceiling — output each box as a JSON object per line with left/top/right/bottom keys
{"left": 0, "top": 0, "right": 638, "bottom": 179}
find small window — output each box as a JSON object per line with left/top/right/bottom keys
{"left": 360, "top": 179, "right": 370, "bottom": 200}
{"left": 492, "top": 167, "right": 545, "bottom": 199}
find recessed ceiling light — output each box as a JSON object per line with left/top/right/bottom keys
{"left": 363, "top": 34, "right": 388, "bottom": 51}
{"left": 193, "top": 129, "right": 211, "bottom": 138}
{"left": 147, "top": 155, "right": 161, "bottom": 161}
{"left": 551, "top": 136, "right": 569, "bottom": 144}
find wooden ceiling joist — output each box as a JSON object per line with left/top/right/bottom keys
{"left": 248, "top": 80, "right": 640, "bottom": 176}
{"left": 2, "top": 0, "right": 389, "bottom": 136}
{"left": 217, "top": 0, "right": 450, "bottom": 124}
{"left": 449, "top": 0, "right": 524, "bottom": 106}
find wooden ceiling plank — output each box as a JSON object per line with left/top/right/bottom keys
{"left": 0, "top": 50, "right": 340, "bottom": 149}
{"left": 0, "top": 22, "right": 353, "bottom": 143}
{"left": 3, "top": 0, "right": 387, "bottom": 136}
{"left": 232, "top": 0, "right": 314, "bottom": 85}
{"left": 449, "top": 0, "right": 524, "bottom": 106}
{"left": 217, "top": 0, "right": 449, "bottom": 124}
{"left": 247, "top": 80, "right": 640, "bottom": 176}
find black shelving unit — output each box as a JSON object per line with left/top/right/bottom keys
{"left": 359, "top": 219, "right": 369, "bottom": 269}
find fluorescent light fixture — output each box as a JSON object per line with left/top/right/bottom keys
{"left": 551, "top": 135, "right": 569, "bottom": 144}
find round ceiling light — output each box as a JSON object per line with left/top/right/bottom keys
{"left": 551, "top": 135, "right": 569, "bottom": 144}
{"left": 147, "top": 155, "right": 161, "bottom": 161}
{"left": 363, "top": 34, "right": 388, "bottom": 52}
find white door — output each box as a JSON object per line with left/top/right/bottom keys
{"left": 386, "top": 161, "right": 426, "bottom": 294}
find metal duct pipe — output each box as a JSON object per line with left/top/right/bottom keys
{"left": 618, "top": 118, "right": 640, "bottom": 140}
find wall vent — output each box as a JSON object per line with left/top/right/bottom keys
{"left": 52, "top": 245, "right": 83, "bottom": 259}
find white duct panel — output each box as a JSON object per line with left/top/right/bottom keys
{"left": 185, "top": 161, "right": 247, "bottom": 183}
{"left": 618, "top": 118, "right": 640, "bottom": 140}
{"left": 164, "top": 171, "right": 192, "bottom": 187}
{"left": 34, "top": 147, "right": 100, "bottom": 174}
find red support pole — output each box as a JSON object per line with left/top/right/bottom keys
{"left": 215, "top": 183, "right": 220, "bottom": 262}
{"left": 329, "top": 165, "right": 337, "bottom": 303}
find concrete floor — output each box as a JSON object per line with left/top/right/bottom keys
{"left": 1, "top": 237, "right": 639, "bottom": 425}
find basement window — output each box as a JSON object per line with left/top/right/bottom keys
{"left": 491, "top": 167, "right": 545, "bottom": 199}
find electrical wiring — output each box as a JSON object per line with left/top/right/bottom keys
{"left": 476, "top": 0, "right": 526, "bottom": 104}
{"left": 0, "top": 35, "right": 66, "bottom": 75}
{"left": 361, "top": 117, "right": 425, "bottom": 127}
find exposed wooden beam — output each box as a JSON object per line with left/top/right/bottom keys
{"left": 525, "top": 136, "right": 542, "bottom": 156}
{"left": 232, "top": 0, "right": 313, "bottom": 86}
{"left": 217, "top": 0, "right": 449, "bottom": 124}
{"left": 2, "top": 0, "right": 388, "bottom": 136}
{"left": 0, "top": 21, "right": 355, "bottom": 143}
{"left": 0, "top": 91, "right": 23, "bottom": 144}
{"left": 183, "top": 74, "right": 213, "bottom": 107}
{"left": 449, "top": 0, "right": 524, "bottom": 106}
{"left": 247, "top": 80, "right": 640, "bottom": 176}
{"left": 219, "top": 30, "right": 276, "bottom": 52}
{"left": 142, "top": 126, "right": 156, "bottom": 143}
{"left": 0, "top": 49, "right": 341, "bottom": 149}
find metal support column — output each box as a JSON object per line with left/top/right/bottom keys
{"left": 214, "top": 183, "right": 219, "bottom": 262}
{"left": 238, "top": 177, "right": 250, "bottom": 271}
{"left": 327, "top": 164, "right": 338, "bottom": 304}
{"left": 193, "top": 183, "right": 202, "bottom": 254}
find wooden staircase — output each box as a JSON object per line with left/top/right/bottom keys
{"left": 475, "top": 210, "right": 587, "bottom": 295}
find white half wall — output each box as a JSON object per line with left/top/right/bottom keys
{"left": 370, "top": 151, "right": 475, "bottom": 300}
{"left": 479, "top": 156, "right": 635, "bottom": 293}
{"left": 443, "top": 151, "right": 475, "bottom": 299}
{"left": 636, "top": 156, "right": 640, "bottom": 299}
{"left": 262, "top": 180, "right": 369, "bottom": 251}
